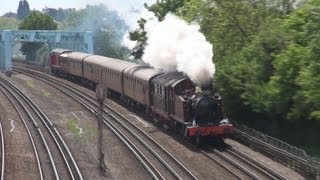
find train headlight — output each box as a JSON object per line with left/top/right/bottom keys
{"left": 219, "top": 118, "right": 230, "bottom": 126}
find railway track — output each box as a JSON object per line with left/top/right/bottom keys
{"left": 0, "top": 121, "right": 4, "bottom": 180}
{"left": 0, "top": 83, "right": 43, "bottom": 180}
{"left": 227, "top": 147, "right": 287, "bottom": 180}
{"left": 0, "top": 75, "right": 83, "bottom": 180}
{"left": 14, "top": 66, "right": 197, "bottom": 179}
{"left": 201, "top": 146, "right": 287, "bottom": 180}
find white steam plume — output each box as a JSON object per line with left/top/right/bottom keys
{"left": 143, "top": 13, "right": 215, "bottom": 85}
{"left": 122, "top": 8, "right": 156, "bottom": 49}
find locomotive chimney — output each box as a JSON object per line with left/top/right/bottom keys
{"left": 200, "top": 84, "right": 212, "bottom": 92}
{"left": 199, "top": 82, "right": 213, "bottom": 95}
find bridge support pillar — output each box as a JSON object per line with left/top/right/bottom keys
{"left": 1, "top": 30, "right": 12, "bottom": 71}
{"left": 85, "top": 31, "right": 94, "bottom": 54}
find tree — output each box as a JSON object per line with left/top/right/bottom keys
{"left": 17, "top": 0, "right": 30, "bottom": 20}
{"left": 267, "top": 0, "right": 320, "bottom": 123}
{"left": 128, "top": 18, "right": 147, "bottom": 59}
{"left": 61, "top": 4, "right": 129, "bottom": 59}
{"left": 0, "top": 17, "right": 19, "bottom": 30}
{"left": 42, "top": 7, "right": 75, "bottom": 22}
{"left": 19, "top": 12, "right": 57, "bottom": 60}
{"left": 145, "top": 0, "right": 186, "bottom": 21}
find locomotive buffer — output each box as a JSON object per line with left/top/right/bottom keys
{"left": 95, "top": 84, "right": 108, "bottom": 176}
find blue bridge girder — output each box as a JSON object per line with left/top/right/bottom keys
{"left": 0, "top": 30, "right": 93, "bottom": 71}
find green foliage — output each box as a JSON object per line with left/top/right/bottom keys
{"left": 18, "top": 12, "right": 57, "bottom": 60}
{"left": 231, "top": 20, "right": 288, "bottom": 112}
{"left": 128, "top": 18, "right": 147, "bottom": 59}
{"left": 145, "top": 0, "right": 185, "bottom": 20}
{"left": 67, "top": 118, "right": 81, "bottom": 140}
{"left": 0, "top": 17, "right": 20, "bottom": 30}
{"left": 268, "top": 44, "right": 308, "bottom": 118}
{"left": 61, "top": 4, "right": 129, "bottom": 58}
{"left": 209, "top": 0, "right": 320, "bottom": 156}
{"left": 19, "top": 11, "right": 58, "bottom": 30}
{"left": 267, "top": 0, "right": 320, "bottom": 122}
{"left": 43, "top": 7, "right": 75, "bottom": 22}
{"left": 177, "top": 0, "right": 203, "bottom": 22}
{"left": 94, "top": 29, "right": 130, "bottom": 59}
{"left": 183, "top": 0, "right": 293, "bottom": 61}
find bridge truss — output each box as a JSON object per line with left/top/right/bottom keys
{"left": 0, "top": 30, "right": 93, "bottom": 71}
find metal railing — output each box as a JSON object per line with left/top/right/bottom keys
{"left": 233, "top": 121, "right": 320, "bottom": 177}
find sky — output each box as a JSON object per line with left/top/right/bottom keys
{"left": 0, "top": 0, "right": 156, "bottom": 18}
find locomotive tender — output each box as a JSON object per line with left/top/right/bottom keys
{"left": 50, "top": 49, "right": 234, "bottom": 145}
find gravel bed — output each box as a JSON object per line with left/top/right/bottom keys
{"left": 3, "top": 72, "right": 149, "bottom": 179}
{"left": 0, "top": 75, "right": 39, "bottom": 180}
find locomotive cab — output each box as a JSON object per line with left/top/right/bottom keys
{"left": 50, "top": 49, "right": 71, "bottom": 75}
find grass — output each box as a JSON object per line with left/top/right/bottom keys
{"left": 26, "top": 80, "right": 34, "bottom": 88}
{"left": 66, "top": 118, "right": 97, "bottom": 142}
{"left": 83, "top": 122, "right": 97, "bottom": 142}
{"left": 67, "top": 118, "right": 81, "bottom": 140}
{"left": 41, "top": 89, "right": 50, "bottom": 97}
{"left": 26, "top": 80, "right": 51, "bottom": 97}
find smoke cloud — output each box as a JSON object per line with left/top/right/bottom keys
{"left": 142, "top": 13, "right": 215, "bottom": 85}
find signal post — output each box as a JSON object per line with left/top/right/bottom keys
{"left": 95, "top": 84, "right": 108, "bottom": 176}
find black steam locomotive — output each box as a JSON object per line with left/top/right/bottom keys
{"left": 50, "top": 49, "right": 234, "bottom": 145}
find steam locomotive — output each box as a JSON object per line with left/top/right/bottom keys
{"left": 50, "top": 49, "right": 234, "bottom": 145}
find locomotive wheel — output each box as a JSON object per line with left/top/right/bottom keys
{"left": 162, "top": 123, "right": 169, "bottom": 131}
{"left": 173, "top": 122, "right": 180, "bottom": 135}
{"left": 152, "top": 116, "right": 162, "bottom": 127}
{"left": 215, "top": 137, "right": 224, "bottom": 146}
{"left": 194, "top": 131, "right": 202, "bottom": 147}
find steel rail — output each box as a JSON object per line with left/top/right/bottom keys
{"left": 228, "top": 147, "right": 287, "bottom": 180}
{"left": 0, "top": 76, "right": 82, "bottom": 180}
{"left": 0, "top": 122, "right": 4, "bottom": 180}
